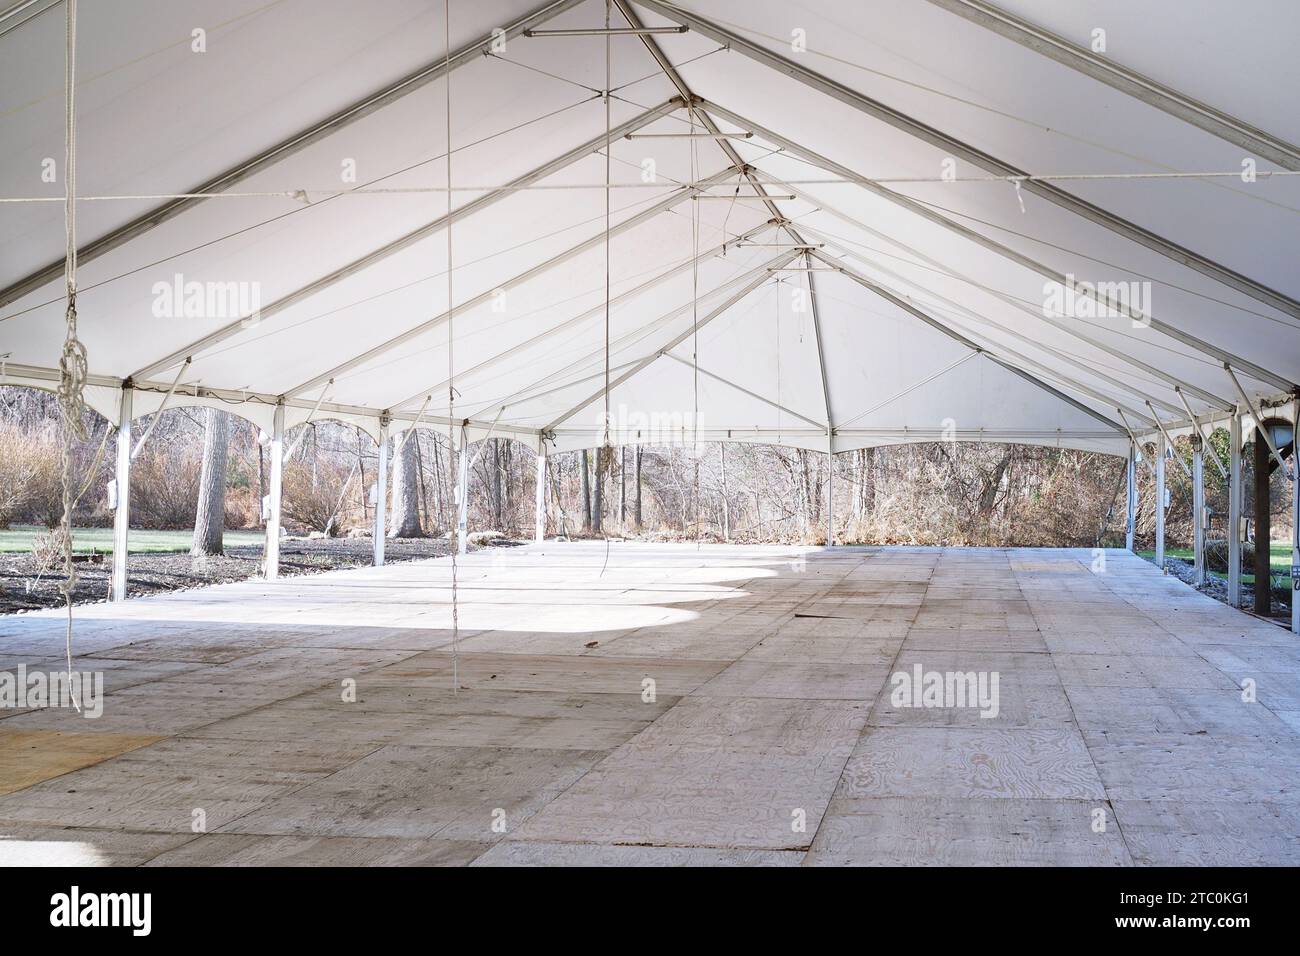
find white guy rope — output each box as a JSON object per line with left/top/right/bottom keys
{"left": 56, "top": 0, "right": 86, "bottom": 712}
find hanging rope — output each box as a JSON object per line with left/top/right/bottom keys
{"left": 598, "top": 0, "right": 612, "bottom": 578}
{"left": 603, "top": 0, "right": 611, "bottom": 450}
{"left": 445, "top": 0, "right": 459, "bottom": 695}
{"left": 690, "top": 107, "right": 701, "bottom": 547}
{"left": 57, "top": 0, "right": 86, "bottom": 712}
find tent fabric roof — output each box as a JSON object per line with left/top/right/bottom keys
{"left": 3, "top": 0, "right": 1298, "bottom": 456}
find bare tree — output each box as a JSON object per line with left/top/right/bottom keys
{"left": 592, "top": 446, "right": 607, "bottom": 533}
{"left": 389, "top": 432, "right": 423, "bottom": 538}
{"left": 634, "top": 445, "right": 642, "bottom": 529}
{"left": 719, "top": 442, "right": 730, "bottom": 540}
{"left": 191, "top": 408, "right": 229, "bottom": 555}
{"left": 618, "top": 446, "right": 626, "bottom": 526}
{"left": 580, "top": 449, "right": 592, "bottom": 530}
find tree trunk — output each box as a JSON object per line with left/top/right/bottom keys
{"left": 432, "top": 432, "right": 447, "bottom": 528}
{"left": 255, "top": 424, "right": 265, "bottom": 525}
{"left": 389, "top": 432, "right": 423, "bottom": 537}
{"left": 977, "top": 451, "right": 1012, "bottom": 518}
{"left": 414, "top": 432, "right": 428, "bottom": 529}
{"left": 581, "top": 449, "right": 592, "bottom": 530}
{"left": 592, "top": 446, "right": 606, "bottom": 533}
{"left": 863, "top": 447, "right": 876, "bottom": 516}
{"left": 490, "top": 439, "right": 503, "bottom": 529}
{"left": 634, "top": 445, "right": 643, "bottom": 529}
{"left": 502, "top": 440, "right": 514, "bottom": 529}
{"left": 796, "top": 449, "right": 813, "bottom": 538}
{"left": 619, "top": 446, "right": 626, "bottom": 525}
{"left": 191, "top": 408, "right": 230, "bottom": 556}
{"left": 549, "top": 461, "right": 570, "bottom": 538}
{"left": 356, "top": 427, "right": 368, "bottom": 522}
{"left": 719, "top": 442, "right": 730, "bottom": 541}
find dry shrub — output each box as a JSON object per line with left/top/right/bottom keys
{"left": 1204, "top": 538, "right": 1257, "bottom": 574}
{"left": 0, "top": 421, "right": 60, "bottom": 528}
{"left": 28, "top": 529, "right": 66, "bottom": 575}
{"left": 130, "top": 446, "right": 201, "bottom": 529}
{"left": 282, "top": 459, "right": 353, "bottom": 534}
{"left": 223, "top": 499, "right": 254, "bottom": 530}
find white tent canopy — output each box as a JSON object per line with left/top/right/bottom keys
{"left": 3, "top": 0, "right": 1299, "bottom": 459}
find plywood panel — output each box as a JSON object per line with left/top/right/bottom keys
{"left": 0, "top": 543, "right": 1293, "bottom": 865}
{"left": 0, "top": 729, "right": 162, "bottom": 796}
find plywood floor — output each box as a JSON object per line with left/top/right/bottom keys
{"left": 2, "top": 543, "right": 1298, "bottom": 866}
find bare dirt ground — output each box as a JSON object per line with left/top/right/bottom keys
{"left": 0, "top": 536, "right": 490, "bottom": 613}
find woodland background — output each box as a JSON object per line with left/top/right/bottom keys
{"left": 1, "top": 384, "right": 1292, "bottom": 553}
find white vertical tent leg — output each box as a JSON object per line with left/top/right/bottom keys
{"left": 825, "top": 441, "right": 835, "bottom": 547}
{"left": 534, "top": 448, "right": 547, "bottom": 544}
{"left": 1155, "top": 431, "right": 1166, "bottom": 569}
{"left": 264, "top": 403, "right": 285, "bottom": 580}
{"left": 1193, "top": 438, "right": 1206, "bottom": 586}
{"left": 1292, "top": 398, "right": 1299, "bottom": 635}
{"left": 1229, "top": 410, "right": 1243, "bottom": 607}
{"left": 110, "top": 385, "right": 133, "bottom": 601}
{"left": 457, "top": 429, "right": 469, "bottom": 556}
{"left": 373, "top": 420, "right": 388, "bottom": 566}
{"left": 1125, "top": 440, "right": 1136, "bottom": 553}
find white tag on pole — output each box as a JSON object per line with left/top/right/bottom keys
{"left": 260, "top": 495, "right": 271, "bottom": 520}
{"left": 106, "top": 479, "right": 118, "bottom": 510}
{"left": 368, "top": 484, "right": 378, "bottom": 506}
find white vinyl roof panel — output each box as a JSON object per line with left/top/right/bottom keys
{"left": 4, "top": 0, "right": 1298, "bottom": 457}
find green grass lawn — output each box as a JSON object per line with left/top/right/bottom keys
{"left": 0, "top": 524, "right": 263, "bottom": 555}
{"left": 1138, "top": 542, "right": 1292, "bottom": 588}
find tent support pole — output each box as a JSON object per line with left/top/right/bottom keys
{"left": 457, "top": 428, "right": 470, "bottom": 556}
{"left": 110, "top": 385, "right": 133, "bottom": 601}
{"left": 1292, "top": 396, "right": 1299, "bottom": 634}
{"left": 1193, "top": 438, "right": 1206, "bottom": 586}
{"left": 1177, "top": 387, "right": 1228, "bottom": 479}
{"left": 805, "top": 251, "right": 835, "bottom": 429}
{"left": 1228, "top": 410, "right": 1243, "bottom": 606}
{"left": 1125, "top": 440, "right": 1136, "bottom": 553}
{"left": 1155, "top": 430, "right": 1166, "bottom": 570}
{"left": 264, "top": 403, "right": 285, "bottom": 581}
{"left": 826, "top": 439, "right": 835, "bottom": 548}
{"left": 373, "top": 420, "right": 388, "bottom": 566}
